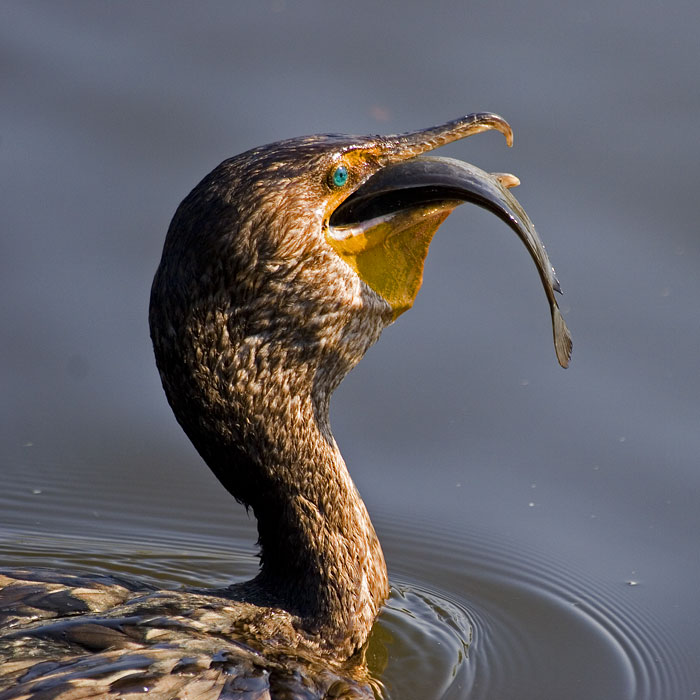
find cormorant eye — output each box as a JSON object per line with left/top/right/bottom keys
{"left": 330, "top": 164, "right": 349, "bottom": 189}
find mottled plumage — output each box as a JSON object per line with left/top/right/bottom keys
{"left": 0, "top": 570, "right": 375, "bottom": 698}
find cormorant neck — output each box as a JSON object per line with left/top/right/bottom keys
{"left": 249, "top": 385, "right": 388, "bottom": 653}
{"left": 150, "top": 291, "right": 390, "bottom": 654}
{"left": 218, "top": 333, "right": 390, "bottom": 652}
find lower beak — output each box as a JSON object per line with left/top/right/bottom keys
{"left": 328, "top": 156, "right": 572, "bottom": 368}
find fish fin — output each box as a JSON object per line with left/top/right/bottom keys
{"left": 552, "top": 305, "right": 572, "bottom": 368}
{"left": 493, "top": 172, "right": 520, "bottom": 189}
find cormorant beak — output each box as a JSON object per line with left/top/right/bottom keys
{"left": 327, "top": 117, "right": 572, "bottom": 369}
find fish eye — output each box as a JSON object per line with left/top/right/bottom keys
{"left": 329, "top": 164, "right": 349, "bottom": 189}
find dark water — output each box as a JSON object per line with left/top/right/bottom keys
{"left": 2, "top": 2, "right": 700, "bottom": 698}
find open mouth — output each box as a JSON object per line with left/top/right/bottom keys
{"left": 330, "top": 182, "right": 462, "bottom": 235}
{"left": 329, "top": 156, "right": 533, "bottom": 252}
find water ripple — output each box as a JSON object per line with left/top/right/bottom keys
{"left": 371, "top": 511, "right": 694, "bottom": 700}
{"left": 367, "top": 583, "right": 475, "bottom": 699}
{"left": 1, "top": 465, "right": 693, "bottom": 698}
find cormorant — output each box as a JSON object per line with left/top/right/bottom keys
{"left": 0, "top": 113, "right": 571, "bottom": 699}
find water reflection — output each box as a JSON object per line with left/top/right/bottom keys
{"left": 370, "top": 585, "right": 474, "bottom": 699}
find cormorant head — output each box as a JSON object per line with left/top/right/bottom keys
{"left": 152, "top": 112, "right": 570, "bottom": 402}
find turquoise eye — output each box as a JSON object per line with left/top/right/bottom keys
{"left": 331, "top": 164, "right": 349, "bottom": 188}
